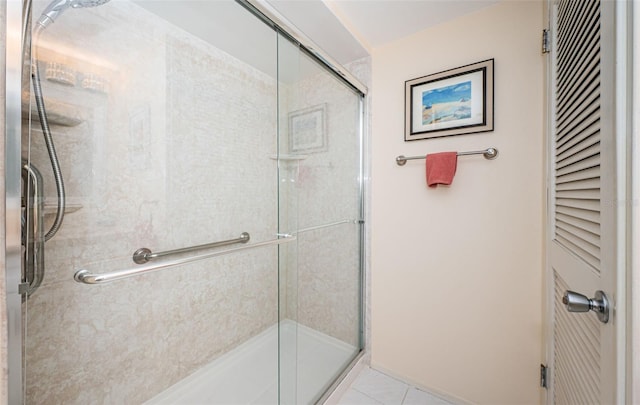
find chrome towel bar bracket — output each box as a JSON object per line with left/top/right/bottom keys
{"left": 132, "top": 232, "right": 250, "bottom": 264}
{"left": 396, "top": 147, "right": 499, "bottom": 166}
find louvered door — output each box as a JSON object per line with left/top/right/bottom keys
{"left": 547, "top": 0, "right": 618, "bottom": 403}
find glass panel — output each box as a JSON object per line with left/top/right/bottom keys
{"left": 23, "top": 1, "right": 281, "bottom": 403}
{"left": 277, "top": 34, "right": 300, "bottom": 405}
{"left": 278, "top": 35, "right": 363, "bottom": 404}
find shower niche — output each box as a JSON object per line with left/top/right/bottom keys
{"left": 18, "top": 0, "right": 365, "bottom": 404}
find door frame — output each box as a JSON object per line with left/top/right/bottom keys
{"left": 616, "top": 1, "right": 634, "bottom": 402}
{"left": 543, "top": 0, "right": 633, "bottom": 403}
{"left": 630, "top": 2, "right": 639, "bottom": 403}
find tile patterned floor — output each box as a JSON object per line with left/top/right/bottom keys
{"left": 336, "top": 367, "right": 455, "bottom": 405}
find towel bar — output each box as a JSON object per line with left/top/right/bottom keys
{"left": 396, "top": 147, "right": 498, "bottom": 166}
{"left": 132, "top": 232, "right": 250, "bottom": 264}
{"left": 74, "top": 234, "right": 295, "bottom": 285}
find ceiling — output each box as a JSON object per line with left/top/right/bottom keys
{"left": 268, "top": 0, "right": 501, "bottom": 65}
{"left": 324, "top": 0, "right": 500, "bottom": 49}
{"left": 132, "top": 0, "right": 503, "bottom": 74}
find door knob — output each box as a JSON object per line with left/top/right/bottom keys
{"left": 562, "top": 290, "right": 609, "bottom": 324}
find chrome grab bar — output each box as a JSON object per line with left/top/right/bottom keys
{"left": 20, "top": 161, "right": 45, "bottom": 296}
{"left": 132, "top": 232, "right": 250, "bottom": 264}
{"left": 74, "top": 234, "right": 295, "bottom": 285}
{"left": 395, "top": 147, "right": 499, "bottom": 166}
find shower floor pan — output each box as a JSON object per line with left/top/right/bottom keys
{"left": 146, "top": 320, "right": 357, "bottom": 404}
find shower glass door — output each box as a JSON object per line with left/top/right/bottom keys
{"left": 17, "top": 0, "right": 363, "bottom": 403}
{"left": 277, "top": 33, "right": 364, "bottom": 405}
{"left": 22, "top": 1, "right": 284, "bottom": 403}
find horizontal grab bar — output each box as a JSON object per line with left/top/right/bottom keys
{"left": 395, "top": 147, "right": 499, "bottom": 166}
{"left": 74, "top": 234, "right": 296, "bottom": 285}
{"left": 132, "top": 232, "right": 250, "bottom": 264}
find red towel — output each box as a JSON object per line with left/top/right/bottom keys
{"left": 426, "top": 152, "right": 458, "bottom": 187}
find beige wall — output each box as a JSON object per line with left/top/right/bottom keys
{"left": 370, "top": 2, "right": 544, "bottom": 404}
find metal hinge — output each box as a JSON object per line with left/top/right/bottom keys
{"left": 542, "top": 29, "right": 550, "bottom": 54}
{"left": 540, "top": 364, "right": 548, "bottom": 388}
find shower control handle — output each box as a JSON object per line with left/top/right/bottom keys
{"left": 562, "top": 290, "right": 609, "bottom": 324}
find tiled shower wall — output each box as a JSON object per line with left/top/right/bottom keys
{"left": 23, "top": 2, "right": 280, "bottom": 403}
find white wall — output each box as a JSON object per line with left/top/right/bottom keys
{"left": 370, "top": 2, "right": 544, "bottom": 404}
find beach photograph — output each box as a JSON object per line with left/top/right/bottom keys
{"left": 422, "top": 80, "right": 472, "bottom": 125}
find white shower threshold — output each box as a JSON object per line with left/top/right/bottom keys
{"left": 146, "top": 320, "right": 358, "bottom": 404}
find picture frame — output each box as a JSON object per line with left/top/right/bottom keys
{"left": 288, "top": 104, "right": 327, "bottom": 153}
{"left": 405, "top": 59, "right": 494, "bottom": 141}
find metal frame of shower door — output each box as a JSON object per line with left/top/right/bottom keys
{"left": 5, "top": 0, "right": 26, "bottom": 403}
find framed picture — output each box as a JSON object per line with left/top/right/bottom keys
{"left": 405, "top": 59, "right": 494, "bottom": 141}
{"left": 289, "top": 104, "right": 327, "bottom": 153}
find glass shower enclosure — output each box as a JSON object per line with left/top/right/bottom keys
{"left": 8, "top": 0, "right": 366, "bottom": 403}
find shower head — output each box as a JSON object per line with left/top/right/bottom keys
{"left": 37, "top": 0, "right": 111, "bottom": 28}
